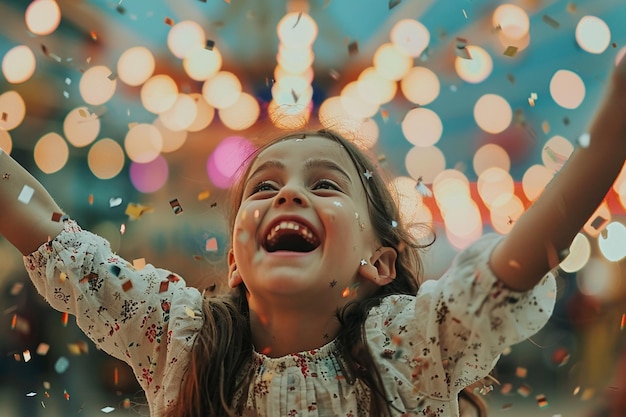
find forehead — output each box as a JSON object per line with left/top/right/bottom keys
{"left": 248, "top": 135, "right": 357, "bottom": 174}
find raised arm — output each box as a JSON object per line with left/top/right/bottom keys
{"left": 0, "top": 150, "right": 65, "bottom": 255}
{"left": 490, "top": 57, "right": 626, "bottom": 291}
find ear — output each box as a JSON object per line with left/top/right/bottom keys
{"left": 227, "top": 249, "right": 242, "bottom": 288}
{"left": 358, "top": 246, "right": 397, "bottom": 286}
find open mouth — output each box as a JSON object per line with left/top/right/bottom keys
{"left": 263, "top": 220, "right": 321, "bottom": 253}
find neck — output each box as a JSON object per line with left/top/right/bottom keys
{"left": 248, "top": 297, "right": 342, "bottom": 357}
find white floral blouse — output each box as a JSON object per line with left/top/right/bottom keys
{"left": 24, "top": 220, "right": 556, "bottom": 417}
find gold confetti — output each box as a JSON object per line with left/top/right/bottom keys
{"left": 504, "top": 46, "right": 518, "bottom": 57}
{"left": 542, "top": 15, "right": 560, "bottom": 28}
{"left": 133, "top": 258, "right": 146, "bottom": 270}
{"left": 125, "top": 203, "right": 154, "bottom": 220}
{"left": 197, "top": 190, "right": 210, "bottom": 201}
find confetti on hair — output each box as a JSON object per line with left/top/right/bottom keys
{"left": 363, "top": 170, "right": 373, "bottom": 180}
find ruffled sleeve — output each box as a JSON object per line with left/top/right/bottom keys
{"left": 365, "top": 233, "right": 556, "bottom": 413}
{"left": 23, "top": 220, "right": 204, "bottom": 414}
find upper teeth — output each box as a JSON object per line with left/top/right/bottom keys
{"left": 265, "top": 221, "right": 317, "bottom": 245}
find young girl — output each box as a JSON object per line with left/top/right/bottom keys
{"left": 1, "top": 57, "right": 625, "bottom": 417}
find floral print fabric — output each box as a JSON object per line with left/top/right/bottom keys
{"left": 24, "top": 220, "right": 555, "bottom": 416}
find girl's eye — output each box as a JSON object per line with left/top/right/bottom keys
{"left": 251, "top": 181, "right": 277, "bottom": 194}
{"left": 312, "top": 179, "right": 340, "bottom": 191}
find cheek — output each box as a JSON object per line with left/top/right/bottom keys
{"left": 233, "top": 203, "right": 263, "bottom": 246}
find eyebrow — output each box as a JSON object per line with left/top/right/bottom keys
{"left": 245, "top": 158, "right": 352, "bottom": 184}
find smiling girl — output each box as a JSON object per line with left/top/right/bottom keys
{"left": 1, "top": 57, "right": 626, "bottom": 417}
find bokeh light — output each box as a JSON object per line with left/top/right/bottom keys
{"left": 2, "top": 45, "right": 36, "bottom": 84}
{"left": 159, "top": 94, "right": 198, "bottom": 131}
{"left": 455, "top": 45, "right": 493, "bottom": 84}
{"left": 560, "top": 233, "right": 591, "bottom": 273}
{"left": 207, "top": 136, "right": 256, "bottom": 189}
{"left": 542, "top": 135, "right": 574, "bottom": 171}
{"left": 277, "top": 12, "right": 318, "bottom": 48}
{"left": 0, "top": 91, "right": 26, "bottom": 131}
{"left": 477, "top": 167, "right": 514, "bottom": 208}
{"left": 34, "top": 132, "right": 68, "bottom": 174}
{"left": 202, "top": 71, "right": 242, "bottom": 109}
{"left": 219, "top": 92, "right": 260, "bottom": 131}
{"left": 130, "top": 156, "right": 169, "bottom": 193}
{"left": 575, "top": 16, "right": 611, "bottom": 54}
{"left": 405, "top": 145, "right": 446, "bottom": 183}
{"left": 153, "top": 118, "right": 188, "bottom": 153}
{"left": 473, "top": 143, "right": 510, "bottom": 176}
{"left": 352, "top": 118, "right": 379, "bottom": 150}
{"left": 357, "top": 67, "right": 397, "bottom": 105}
{"left": 183, "top": 47, "right": 223, "bottom": 81}
{"left": 474, "top": 94, "right": 512, "bottom": 134}
{"left": 390, "top": 19, "right": 430, "bottom": 58}
{"left": 187, "top": 93, "right": 215, "bottom": 132}
{"left": 401, "top": 66, "right": 440, "bottom": 106}
{"left": 401, "top": 107, "right": 443, "bottom": 147}
{"left": 141, "top": 74, "right": 178, "bottom": 114}
{"left": 433, "top": 170, "right": 471, "bottom": 212}
{"left": 550, "top": 70, "right": 585, "bottom": 109}
{"left": 493, "top": 4, "right": 530, "bottom": 40}
{"left": 79, "top": 65, "right": 117, "bottom": 106}
{"left": 124, "top": 123, "right": 163, "bottom": 163}
{"left": 270, "top": 101, "right": 311, "bottom": 130}
{"left": 340, "top": 82, "right": 379, "bottom": 119}
{"left": 167, "top": 20, "right": 206, "bottom": 59}
{"left": 63, "top": 107, "right": 100, "bottom": 148}
{"left": 389, "top": 176, "right": 424, "bottom": 225}
{"left": 318, "top": 96, "right": 360, "bottom": 134}
{"left": 117, "top": 46, "right": 155, "bottom": 86}
{"left": 373, "top": 43, "right": 412, "bottom": 81}
{"left": 277, "top": 46, "right": 314, "bottom": 74}
{"left": 598, "top": 222, "right": 626, "bottom": 262}
{"left": 522, "top": 164, "right": 553, "bottom": 202}
{"left": 0, "top": 129, "right": 12, "bottom": 154}
{"left": 88, "top": 138, "right": 125, "bottom": 179}
{"left": 25, "top": 0, "right": 61, "bottom": 36}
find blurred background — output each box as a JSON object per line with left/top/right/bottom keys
{"left": 1, "top": 0, "right": 625, "bottom": 415}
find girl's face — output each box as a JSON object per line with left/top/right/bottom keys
{"left": 229, "top": 136, "right": 390, "bottom": 307}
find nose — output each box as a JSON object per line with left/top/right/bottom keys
{"left": 273, "top": 184, "right": 307, "bottom": 207}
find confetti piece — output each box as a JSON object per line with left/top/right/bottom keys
{"left": 125, "top": 203, "right": 154, "bottom": 220}
{"left": 416, "top": 177, "right": 432, "bottom": 197}
{"left": 114, "top": 367, "right": 119, "bottom": 385}
{"left": 169, "top": 198, "right": 183, "bottom": 215}
{"left": 18, "top": 185, "right": 35, "bottom": 204}
{"left": 506, "top": 73, "right": 516, "bottom": 84}
{"left": 26, "top": 392, "right": 37, "bottom": 397}
{"left": 109, "top": 197, "right": 122, "bottom": 207}
{"left": 198, "top": 190, "right": 211, "bottom": 201}
{"left": 132, "top": 258, "right": 146, "bottom": 270}
{"left": 185, "top": 306, "right": 196, "bottom": 318}
{"left": 503, "top": 46, "right": 518, "bottom": 57}
{"left": 590, "top": 215, "right": 607, "bottom": 230}
{"left": 516, "top": 367, "right": 528, "bottom": 378}
{"left": 54, "top": 356, "right": 70, "bottom": 374}
{"left": 120, "top": 223, "right": 126, "bottom": 234}
{"left": 541, "top": 121, "right": 550, "bottom": 134}
{"left": 10, "top": 282, "right": 24, "bottom": 296}
{"left": 455, "top": 37, "right": 471, "bottom": 59}
{"left": 61, "top": 312, "right": 69, "bottom": 326}
{"left": 23, "top": 350, "right": 32, "bottom": 362}
{"left": 36, "top": 343, "right": 50, "bottom": 356}
{"left": 517, "top": 384, "right": 532, "bottom": 397}
{"left": 535, "top": 394, "right": 548, "bottom": 408}
{"left": 621, "top": 313, "right": 625, "bottom": 330}
{"left": 101, "top": 406, "right": 115, "bottom": 413}
{"left": 348, "top": 41, "right": 359, "bottom": 56}
{"left": 551, "top": 347, "right": 570, "bottom": 366}
{"left": 329, "top": 69, "right": 340, "bottom": 80}
{"left": 542, "top": 15, "right": 560, "bottom": 29}
{"left": 388, "top": 0, "right": 401, "bottom": 8}
{"left": 205, "top": 237, "right": 218, "bottom": 252}
{"left": 164, "top": 17, "right": 175, "bottom": 26}
{"left": 67, "top": 341, "right": 89, "bottom": 355}
{"left": 528, "top": 92, "right": 538, "bottom": 106}
{"left": 90, "top": 31, "right": 98, "bottom": 41}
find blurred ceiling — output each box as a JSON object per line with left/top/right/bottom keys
{"left": 1, "top": 0, "right": 625, "bottom": 215}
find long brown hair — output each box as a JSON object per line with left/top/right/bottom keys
{"left": 166, "top": 129, "right": 433, "bottom": 416}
